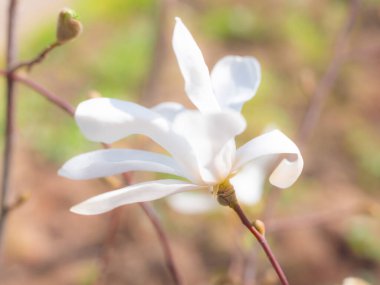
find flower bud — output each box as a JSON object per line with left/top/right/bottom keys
{"left": 251, "top": 219, "right": 266, "bottom": 236}
{"left": 214, "top": 180, "right": 237, "bottom": 208}
{"left": 56, "top": 8, "right": 83, "bottom": 44}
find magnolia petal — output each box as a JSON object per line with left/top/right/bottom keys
{"left": 151, "top": 102, "right": 186, "bottom": 121}
{"left": 58, "top": 149, "right": 186, "bottom": 180}
{"left": 75, "top": 98, "right": 170, "bottom": 144}
{"left": 211, "top": 56, "right": 261, "bottom": 112}
{"left": 342, "top": 277, "right": 371, "bottom": 285}
{"left": 230, "top": 160, "right": 267, "bottom": 205}
{"left": 172, "top": 110, "right": 246, "bottom": 184}
{"left": 167, "top": 192, "right": 218, "bottom": 214}
{"left": 172, "top": 18, "right": 220, "bottom": 112}
{"left": 234, "top": 130, "right": 303, "bottom": 188}
{"left": 71, "top": 179, "right": 204, "bottom": 215}
{"left": 75, "top": 98, "right": 203, "bottom": 183}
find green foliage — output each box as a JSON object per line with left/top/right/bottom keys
{"left": 282, "top": 10, "right": 328, "bottom": 65}
{"left": 77, "top": 0, "right": 155, "bottom": 22}
{"left": 86, "top": 19, "right": 154, "bottom": 98}
{"left": 345, "top": 120, "right": 380, "bottom": 190}
{"left": 345, "top": 217, "right": 380, "bottom": 262}
{"left": 77, "top": 261, "right": 100, "bottom": 285}
{"left": 17, "top": 86, "right": 95, "bottom": 163}
{"left": 201, "top": 6, "right": 276, "bottom": 43}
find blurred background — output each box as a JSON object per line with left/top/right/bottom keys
{"left": 0, "top": 0, "right": 380, "bottom": 284}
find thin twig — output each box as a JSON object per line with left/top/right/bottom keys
{"left": 232, "top": 204, "right": 289, "bottom": 285}
{"left": 139, "top": 202, "right": 182, "bottom": 285}
{"left": 11, "top": 41, "right": 61, "bottom": 73}
{"left": 0, "top": 0, "right": 19, "bottom": 251}
{"left": 0, "top": 70, "right": 74, "bottom": 115}
{"left": 297, "top": 0, "right": 361, "bottom": 145}
{"left": 120, "top": 171, "right": 182, "bottom": 285}
{"left": 141, "top": 0, "right": 170, "bottom": 104}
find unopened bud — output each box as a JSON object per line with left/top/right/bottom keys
{"left": 252, "top": 219, "right": 266, "bottom": 236}
{"left": 214, "top": 180, "right": 237, "bottom": 208}
{"left": 56, "top": 8, "right": 83, "bottom": 44}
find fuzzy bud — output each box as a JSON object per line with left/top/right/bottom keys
{"left": 56, "top": 8, "right": 83, "bottom": 44}
{"left": 252, "top": 219, "right": 266, "bottom": 236}
{"left": 214, "top": 180, "right": 238, "bottom": 208}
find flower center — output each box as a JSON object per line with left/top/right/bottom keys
{"left": 213, "top": 180, "right": 238, "bottom": 208}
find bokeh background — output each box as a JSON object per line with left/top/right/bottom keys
{"left": 0, "top": 0, "right": 380, "bottom": 284}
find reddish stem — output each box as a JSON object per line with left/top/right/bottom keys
{"left": 139, "top": 202, "right": 182, "bottom": 285}
{"left": 0, "top": 0, "right": 18, "bottom": 249}
{"left": 232, "top": 204, "right": 289, "bottom": 285}
{"left": 0, "top": 70, "right": 74, "bottom": 116}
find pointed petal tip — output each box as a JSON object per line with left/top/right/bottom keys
{"left": 58, "top": 166, "right": 72, "bottom": 178}
{"left": 70, "top": 204, "right": 100, "bottom": 216}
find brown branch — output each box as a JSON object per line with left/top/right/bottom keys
{"left": 0, "top": 0, "right": 19, "bottom": 251}
{"left": 139, "top": 202, "right": 182, "bottom": 285}
{"left": 232, "top": 204, "right": 289, "bottom": 285}
{"left": 11, "top": 41, "right": 61, "bottom": 73}
{"left": 0, "top": 70, "right": 74, "bottom": 115}
{"left": 297, "top": 0, "right": 361, "bottom": 145}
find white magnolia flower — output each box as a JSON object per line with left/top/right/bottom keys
{"left": 59, "top": 18, "right": 303, "bottom": 215}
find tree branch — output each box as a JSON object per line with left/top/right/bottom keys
{"left": 0, "top": 0, "right": 19, "bottom": 251}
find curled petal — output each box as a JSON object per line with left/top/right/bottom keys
{"left": 211, "top": 56, "right": 261, "bottom": 112}
{"left": 71, "top": 179, "right": 204, "bottom": 215}
{"left": 172, "top": 110, "right": 246, "bottom": 184}
{"left": 234, "top": 130, "right": 303, "bottom": 188}
{"left": 172, "top": 18, "right": 220, "bottom": 112}
{"left": 167, "top": 192, "right": 218, "bottom": 214}
{"left": 58, "top": 149, "right": 186, "bottom": 180}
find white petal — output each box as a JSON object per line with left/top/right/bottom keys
{"left": 151, "top": 102, "right": 186, "bottom": 121}
{"left": 172, "top": 110, "right": 246, "bottom": 184}
{"left": 167, "top": 192, "right": 218, "bottom": 214}
{"left": 58, "top": 149, "right": 186, "bottom": 180}
{"left": 230, "top": 160, "right": 267, "bottom": 205}
{"left": 172, "top": 18, "right": 220, "bottom": 112}
{"left": 211, "top": 56, "right": 261, "bottom": 112}
{"left": 71, "top": 179, "right": 204, "bottom": 215}
{"left": 234, "top": 130, "right": 303, "bottom": 188}
{"left": 75, "top": 98, "right": 205, "bottom": 183}
{"left": 342, "top": 277, "right": 371, "bottom": 285}
{"left": 75, "top": 98, "right": 171, "bottom": 144}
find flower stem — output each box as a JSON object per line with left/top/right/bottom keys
{"left": 232, "top": 203, "right": 289, "bottom": 285}
{"left": 0, "top": 0, "right": 18, "bottom": 251}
